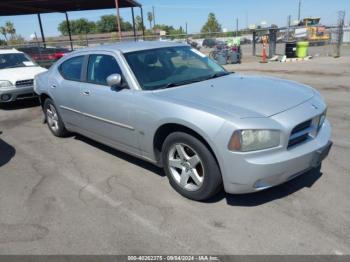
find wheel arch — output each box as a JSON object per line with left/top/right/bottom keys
{"left": 153, "top": 122, "right": 221, "bottom": 170}
{"left": 39, "top": 93, "right": 51, "bottom": 108}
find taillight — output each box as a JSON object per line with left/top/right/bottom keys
{"left": 54, "top": 52, "right": 65, "bottom": 59}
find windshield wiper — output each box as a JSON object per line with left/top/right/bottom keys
{"left": 164, "top": 81, "right": 189, "bottom": 89}
{"left": 164, "top": 78, "right": 205, "bottom": 89}
{"left": 207, "top": 72, "right": 230, "bottom": 80}
{"left": 163, "top": 72, "right": 230, "bottom": 89}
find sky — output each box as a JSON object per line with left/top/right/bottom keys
{"left": 0, "top": 0, "right": 349, "bottom": 39}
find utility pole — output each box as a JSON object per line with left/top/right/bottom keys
{"left": 236, "top": 18, "right": 239, "bottom": 37}
{"left": 152, "top": 6, "right": 156, "bottom": 27}
{"left": 287, "top": 15, "right": 291, "bottom": 41}
{"left": 298, "top": 0, "right": 301, "bottom": 22}
{"left": 245, "top": 11, "right": 248, "bottom": 29}
{"left": 185, "top": 22, "right": 188, "bottom": 43}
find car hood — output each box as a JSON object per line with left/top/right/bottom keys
{"left": 0, "top": 66, "right": 47, "bottom": 85}
{"left": 153, "top": 74, "right": 315, "bottom": 118}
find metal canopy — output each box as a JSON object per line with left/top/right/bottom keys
{"left": 0, "top": 0, "right": 141, "bottom": 16}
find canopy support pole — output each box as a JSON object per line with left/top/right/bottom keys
{"left": 140, "top": 6, "right": 145, "bottom": 39}
{"left": 114, "top": 0, "right": 122, "bottom": 40}
{"left": 131, "top": 7, "right": 136, "bottom": 41}
{"left": 37, "top": 13, "right": 46, "bottom": 48}
{"left": 65, "top": 12, "right": 73, "bottom": 51}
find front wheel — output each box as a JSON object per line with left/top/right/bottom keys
{"left": 162, "top": 132, "right": 222, "bottom": 201}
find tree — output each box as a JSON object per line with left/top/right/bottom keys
{"left": 122, "top": 21, "right": 133, "bottom": 32}
{"left": 58, "top": 19, "right": 95, "bottom": 36}
{"left": 96, "top": 15, "right": 133, "bottom": 33}
{"left": 96, "top": 15, "right": 117, "bottom": 33}
{"left": 5, "top": 21, "right": 16, "bottom": 39}
{"left": 135, "top": 15, "right": 144, "bottom": 31}
{"left": 0, "top": 21, "right": 16, "bottom": 41}
{"left": 201, "top": 13, "right": 222, "bottom": 33}
{"left": 0, "top": 26, "right": 7, "bottom": 41}
{"left": 147, "top": 12, "right": 153, "bottom": 30}
{"left": 8, "top": 34, "right": 25, "bottom": 45}
{"left": 58, "top": 15, "right": 139, "bottom": 36}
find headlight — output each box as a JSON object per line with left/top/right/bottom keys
{"left": 228, "top": 129, "right": 281, "bottom": 152}
{"left": 0, "top": 80, "right": 13, "bottom": 88}
{"left": 317, "top": 109, "right": 327, "bottom": 132}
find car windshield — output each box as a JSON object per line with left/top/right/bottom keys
{"left": 124, "top": 46, "right": 229, "bottom": 90}
{"left": 0, "top": 53, "right": 36, "bottom": 69}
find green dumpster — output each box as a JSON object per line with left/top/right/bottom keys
{"left": 296, "top": 41, "right": 309, "bottom": 58}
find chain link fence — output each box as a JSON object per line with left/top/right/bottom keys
{"left": 1, "top": 23, "right": 349, "bottom": 68}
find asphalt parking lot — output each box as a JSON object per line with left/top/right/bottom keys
{"left": 0, "top": 56, "right": 349, "bottom": 255}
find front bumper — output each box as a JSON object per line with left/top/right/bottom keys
{"left": 220, "top": 119, "right": 332, "bottom": 194}
{"left": 0, "top": 86, "right": 37, "bottom": 103}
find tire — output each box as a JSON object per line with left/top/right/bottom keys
{"left": 43, "top": 98, "right": 68, "bottom": 137}
{"left": 161, "top": 132, "right": 222, "bottom": 201}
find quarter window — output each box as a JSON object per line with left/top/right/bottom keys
{"left": 59, "top": 56, "right": 84, "bottom": 81}
{"left": 87, "top": 54, "right": 122, "bottom": 85}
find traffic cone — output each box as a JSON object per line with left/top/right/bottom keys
{"left": 261, "top": 43, "right": 267, "bottom": 63}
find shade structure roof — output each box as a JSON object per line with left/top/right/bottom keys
{"left": 0, "top": 0, "right": 141, "bottom": 16}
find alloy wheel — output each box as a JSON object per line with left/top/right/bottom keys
{"left": 168, "top": 143, "right": 204, "bottom": 191}
{"left": 46, "top": 104, "right": 59, "bottom": 132}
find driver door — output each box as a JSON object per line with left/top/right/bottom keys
{"left": 78, "top": 52, "right": 139, "bottom": 154}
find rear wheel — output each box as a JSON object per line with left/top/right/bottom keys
{"left": 162, "top": 132, "right": 222, "bottom": 201}
{"left": 43, "top": 98, "right": 68, "bottom": 137}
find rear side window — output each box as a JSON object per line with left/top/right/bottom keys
{"left": 59, "top": 56, "right": 84, "bottom": 81}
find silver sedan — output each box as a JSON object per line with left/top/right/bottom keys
{"left": 34, "top": 41, "right": 332, "bottom": 200}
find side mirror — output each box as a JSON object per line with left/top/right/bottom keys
{"left": 106, "top": 73, "right": 122, "bottom": 87}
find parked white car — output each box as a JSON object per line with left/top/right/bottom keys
{"left": 0, "top": 48, "right": 47, "bottom": 103}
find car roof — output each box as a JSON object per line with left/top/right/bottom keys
{"left": 0, "top": 48, "right": 23, "bottom": 54}
{"left": 72, "top": 41, "right": 189, "bottom": 54}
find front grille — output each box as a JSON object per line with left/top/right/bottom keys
{"left": 15, "top": 79, "right": 34, "bottom": 88}
{"left": 288, "top": 118, "right": 315, "bottom": 148}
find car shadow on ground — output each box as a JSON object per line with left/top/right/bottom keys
{"left": 72, "top": 134, "right": 323, "bottom": 206}
{"left": 0, "top": 98, "right": 40, "bottom": 110}
{"left": 207, "top": 167, "right": 323, "bottom": 206}
{"left": 0, "top": 138, "right": 16, "bottom": 168}
{"left": 74, "top": 134, "right": 165, "bottom": 177}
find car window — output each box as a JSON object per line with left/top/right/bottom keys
{"left": 59, "top": 55, "right": 84, "bottom": 81}
{"left": 87, "top": 54, "right": 122, "bottom": 85}
{"left": 124, "top": 46, "right": 227, "bottom": 90}
{"left": 0, "top": 53, "right": 35, "bottom": 69}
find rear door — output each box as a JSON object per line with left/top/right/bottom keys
{"left": 51, "top": 55, "right": 86, "bottom": 126}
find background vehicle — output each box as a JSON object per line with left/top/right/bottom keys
{"left": 0, "top": 48, "right": 47, "bottom": 103}
{"left": 18, "top": 46, "right": 70, "bottom": 68}
{"left": 202, "top": 38, "right": 217, "bottom": 48}
{"left": 297, "top": 17, "right": 330, "bottom": 44}
{"left": 34, "top": 41, "right": 331, "bottom": 201}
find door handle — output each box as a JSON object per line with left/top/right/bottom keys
{"left": 51, "top": 84, "right": 57, "bottom": 89}
{"left": 82, "top": 91, "right": 90, "bottom": 96}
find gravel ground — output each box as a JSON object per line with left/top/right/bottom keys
{"left": 0, "top": 56, "right": 349, "bottom": 255}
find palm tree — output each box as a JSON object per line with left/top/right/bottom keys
{"left": 147, "top": 12, "right": 153, "bottom": 30}
{"left": 5, "top": 21, "right": 16, "bottom": 39}
{"left": 135, "top": 15, "right": 144, "bottom": 31}
{"left": 0, "top": 26, "right": 7, "bottom": 41}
